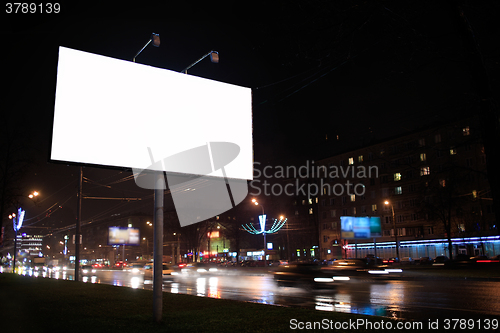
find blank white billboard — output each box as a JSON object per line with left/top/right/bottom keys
{"left": 51, "top": 46, "right": 253, "bottom": 180}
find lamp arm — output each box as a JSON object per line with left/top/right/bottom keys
{"left": 133, "top": 39, "right": 152, "bottom": 63}
{"left": 181, "top": 51, "right": 214, "bottom": 73}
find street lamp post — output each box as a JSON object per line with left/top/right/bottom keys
{"left": 251, "top": 199, "right": 267, "bottom": 267}
{"left": 242, "top": 209, "right": 287, "bottom": 266}
{"left": 9, "top": 208, "right": 25, "bottom": 273}
{"left": 283, "top": 215, "right": 290, "bottom": 261}
{"left": 384, "top": 200, "right": 400, "bottom": 261}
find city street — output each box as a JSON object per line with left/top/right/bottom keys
{"left": 18, "top": 267, "right": 500, "bottom": 321}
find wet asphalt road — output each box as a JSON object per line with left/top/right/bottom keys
{"left": 25, "top": 267, "right": 500, "bottom": 321}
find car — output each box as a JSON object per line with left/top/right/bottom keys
{"left": 416, "top": 257, "right": 433, "bottom": 265}
{"left": 273, "top": 262, "right": 342, "bottom": 289}
{"left": 470, "top": 255, "right": 488, "bottom": 262}
{"left": 218, "top": 261, "right": 237, "bottom": 267}
{"left": 453, "top": 254, "right": 473, "bottom": 266}
{"left": 382, "top": 257, "right": 399, "bottom": 264}
{"left": 125, "top": 263, "right": 145, "bottom": 274}
{"left": 400, "top": 257, "right": 414, "bottom": 265}
{"left": 240, "top": 260, "right": 257, "bottom": 267}
{"left": 470, "top": 255, "right": 500, "bottom": 265}
{"left": 143, "top": 263, "right": 174, "bottom": 281}
{"left": 114, "top": 261, "right": 128, "bottom": 268}
{"left": 80, "top": 265, "right": 96, "bottom": 276}
{"left": 180, "top": 262, "right": 218, "bottom": 276}
{"left": 433, "top": 256, "right": 450, "bottom": 266}
{"left": 323, "top": 258, "right": 403, "bottom": 280}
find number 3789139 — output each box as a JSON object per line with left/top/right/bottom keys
{"left": 6, "top": 3, "right": 60, "bottom": 14}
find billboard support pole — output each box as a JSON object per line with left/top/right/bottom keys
{"left": 153, "top": 172, "right": 164, "bottom": 323}
{"left": 373, "top": 238, "right": 377, "bottom": 260}
{"left": 75, "top": 167, "right": 82, "bottom": 282}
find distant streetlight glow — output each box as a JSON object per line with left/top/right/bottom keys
{"left": 384, "top": 200, "right": 400, "bottom": 260}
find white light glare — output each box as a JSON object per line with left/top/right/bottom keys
{"left": 332, "top": 276, "right": 350, "bottom": 281}
{"left": 314, "top": 277, "right": 334, "bottom": 283}
{"left": 368, "top": 270, "right": 389, "bottom": 274}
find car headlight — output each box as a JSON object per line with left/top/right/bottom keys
{"left": 314, "top": 277, "right": 334, "bottom": 283}
{"left": 332, "top": 276, "right": 350, "bottom": 281}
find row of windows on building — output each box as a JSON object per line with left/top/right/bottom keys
{"left": 327, "top": 125, "right": 476, "bottom": 168}
{"left": 319, "top": 156, "right": 483, "bottom": 192}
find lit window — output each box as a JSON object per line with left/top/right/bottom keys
{"left": 395, "top": 186, "right": 402, "bottom": 195}
{"left": 472, "top": 190, "right": 477, "bottom": 199}
{"left": 348, "top": 157, "right": 354, "bottom": 165}
{"left": 394, "top": 173, "right": 402, "bottom": 181}
{"left": 308, "top": 198, "right": 313, "bottom": 205}
{"left": 420, "top": 153, "right": 426, "bottom": 161}
{"left": 358, "top": 155, "right": 363, "bottom": 162}
{"left": 420, "top": 167, "right": 430, "bottom": 176}
{"left": 372, "top": 204, "right": 377, "bottom": 212}
{"left": 350, "top": 194, "right": 355, "bottom": 202}
{"left": 309, "top": 208, "right": 313, "bottom": 215}
{"left": 450, "top": 148, "right": 457, "bottom": 155}
{"left": 439, "top": 179, "right": 446, "bottom": 187}
{"left": 463, "top": 126, "right": 470, "bottom": 136}
{"left": 330, "top": 210, "right": 336, "bottom": 217}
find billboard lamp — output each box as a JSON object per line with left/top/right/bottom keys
{"left": 133, "top": 33, "right": 160, "bottom": 62}
{"left": 181, "top": 50, "right": 219, "bottom": 74}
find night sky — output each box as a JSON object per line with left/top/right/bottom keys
{"left": 2, "top": 1, "right": 499, "bottom": 235}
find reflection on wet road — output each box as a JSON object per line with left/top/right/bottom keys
{"left": 17, "top": 267, "right": 500, "bottom": 321}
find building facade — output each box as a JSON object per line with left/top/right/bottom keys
{"left": 317, "top": 117, "right": 498, "bottom": 260}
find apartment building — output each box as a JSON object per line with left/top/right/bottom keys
{"left": 317, "top": 117, "right": 497, "bottom": 260}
